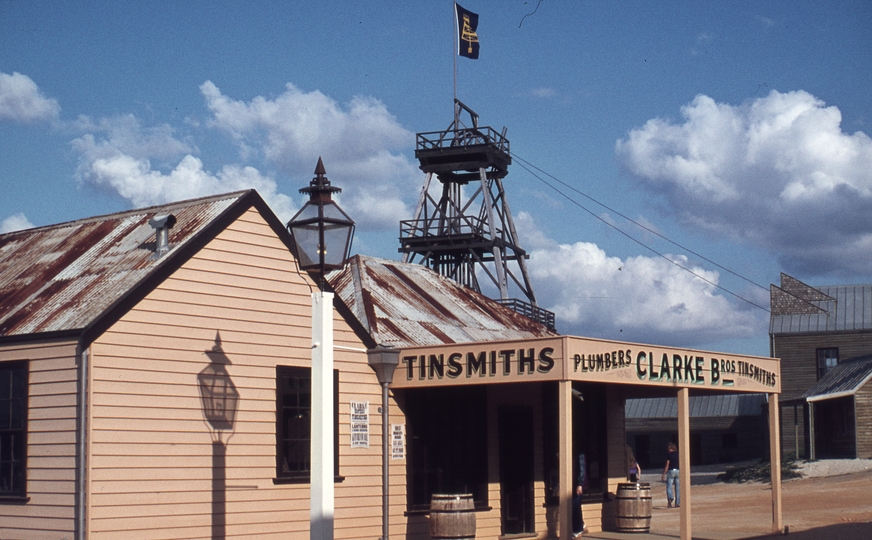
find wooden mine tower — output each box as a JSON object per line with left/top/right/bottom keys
{"left": 400, "top": 100, "right": 555, "bottom": 330}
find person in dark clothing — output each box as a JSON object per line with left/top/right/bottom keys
{"left": 660, "top": 442, "right": 680, "bottom": 508}
{"left": 572, "top": 453, "right": 589, "bottom": 537}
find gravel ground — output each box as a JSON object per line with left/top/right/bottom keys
{"left": 641, "top": 457, "right": 872, "bottom": 484}
{"left": 599, "top": 459, "right": 872, "bottom": 540}
{"left": 621, "top": 458, "right": 872, "bottom": 540}
{"left": 794, "top": 457, "right": 872, "bottom": 478}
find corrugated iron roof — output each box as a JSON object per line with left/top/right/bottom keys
{"left": 625, "top": 394, "right": 767, "bottom": 419}
{"left": 0, "top": 191, "right": 251, "bottom": 340}
{"left": 328, "top": 254, "right": 558, "bottom": 348}
{"left": 770, "top": 274, "right": 872, "bottom": 334}
{"left": 803, "top": 355, "right": 872, "bottom": 402}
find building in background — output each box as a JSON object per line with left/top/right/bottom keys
{"left": 770, "top": 273, "right": 872, "bottom": 459}
{"left": 624, "top": 394, "right": 768, "bottom": 468}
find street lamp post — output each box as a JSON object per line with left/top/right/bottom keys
{"left": 367, "top": 345, "right": 400, "bottom": 540}
{"left": 287, "top": 158, "right": 355, "bottom": 540}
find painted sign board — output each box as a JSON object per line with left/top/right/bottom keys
{"left": 392, "top": 335, "right": 780, "bottom": 393}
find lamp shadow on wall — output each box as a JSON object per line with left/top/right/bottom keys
{"left": 198, "top": 332, "right": 240, "bottom": 540}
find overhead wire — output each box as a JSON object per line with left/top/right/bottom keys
{"left": 512, "top": 153, "right": 771, "bottom": 313}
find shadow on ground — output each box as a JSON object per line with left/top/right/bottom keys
{"left": 756, "top": 522, "right": 872, "bottom": 540}
{"left": 586, "top": 522, "right": 872, "bottom": 540}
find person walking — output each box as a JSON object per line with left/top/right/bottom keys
{"left": 626, "top": 444, "right": 640, "bottom": 482}
{"left": 660, "top": 442, "right": 680, "bottom": 508}
{"left": 572, "top": 453, "right": 589, "bottom": 537}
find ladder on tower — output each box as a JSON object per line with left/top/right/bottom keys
{"left": 400, "top": 100, "right": 555, "bottom": 331}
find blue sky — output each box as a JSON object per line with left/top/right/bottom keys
{"left": 2, "top": 1, "right": 871, "bottom": 356}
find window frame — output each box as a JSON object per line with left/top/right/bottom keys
{"left": 0, "top": 360, "right": 28, "bottom": 501}
{"left": 816, "top": 347, "right": 839, "bottom": 379}
{"left": 274, "top": 365, "right": 340, "bottom": 484}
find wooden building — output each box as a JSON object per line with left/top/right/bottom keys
{"left": 333, "top": 255, "right": 784, "bottom": 539}
{"left": 0, "top": 191, "right": 391, "bottom": 539}
{"left": 802, "top": 355, "right": 872, "bottom": 459}
{"left": 385, "top": 337, "right": 782, "bottom": 539}
{"left": 1, "top": 190, "right": 784, "bottom": 540}
{"left": 625, "top": 394, "right": 768, "bottom": 467}
{"left": 770, "top": 273, "right": 872, "bottom": 459}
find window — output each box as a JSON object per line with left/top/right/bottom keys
{"left": 275, "top": 366, "right": 339, "bottom": 482}
{"left": 0, "top": 361, "right": 28, "bottom": 498}
{"left": 405, "top": 386, "right": 488, "bottom": 510}
{"left": 816, "top": 348, "right": 839, "bottom": 379}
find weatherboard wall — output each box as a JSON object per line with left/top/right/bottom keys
{"left": 84, "top": 207, "right": 400, "bottom": 540}
{"left": 773, "top": 330, "right": 872, "bottom": 458}
{"left": 856, "top": 384, "right": 872, "bottom": 458}
{"left": 773, "top": 332, "right": 872, "bottom": 401}
{"left": 601, "top": 385, "right": 629, "bottom": 531}
{"left": 0, "top": 339, "right": 79, "bottom": 539}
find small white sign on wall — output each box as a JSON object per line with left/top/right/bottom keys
{"left": 391, "top": 424, "right": 406, "bottom": 460}
{"left": 350, "top": 401, "right": 369, "bottom": 449}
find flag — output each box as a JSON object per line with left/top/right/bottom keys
{"left": 455, "top": 3, "right": 480, "bottom": 59}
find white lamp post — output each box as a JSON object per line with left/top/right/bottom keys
{"left": 367, "top": 344, "right": 400, "bottom": 540}
{"left": 287, "top": 158, "right": 355, "bottom": 540}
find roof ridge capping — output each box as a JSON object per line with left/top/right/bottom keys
{"left": 0, "top": 189, "right": 275, "bottom": 344}
{"left": 327, "top": 254, "right": 559, "bottom": 349}
{"left": 0, "top": 190, "right": 253, "bottom": 236}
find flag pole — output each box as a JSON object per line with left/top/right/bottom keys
{"left": 453, "top": 1, "right": 457, "bottom": 106}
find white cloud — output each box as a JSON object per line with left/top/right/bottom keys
{"left": 691, "top": 33, "right": 715, "bottom": 55}
{"left": 757, "top": 15, "right": 776, "bottom": 28}
{"left": 72, "top": 114, "right": 194, "bottom": 162}
{"left": 69, "top": 82, "right": 425, "bottom": 232}
{"left": 0, "top": 213, "right": 35, "bottom": 233}
{"left": 0, "top": 72, "right": 60, "bottom": 123}
{"left": 77, "top": 151, "right": 296, "bottom": 222}
{"left": 515, "top": 212, "right": 765, "bottom": 346}
{"left": 200, "top": 81, "right": 419, "bottom": 229}
{"left": 616, "top": 90, "right": 872, "bottom": 277}
{"left": 71, "top": 115, "right": 295, "bottom": 221}
{"left": 530, "top": 87, "right": 557, "bottom": 99}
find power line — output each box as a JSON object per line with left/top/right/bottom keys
{"left": 512, "top": 154, "right": 771, "bottom": 313}
{"left": 515, "top": 154, "right": 769, "bottom": 292}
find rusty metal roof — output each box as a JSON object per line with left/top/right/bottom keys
{"left": 328, "top": 254, "right": 558, "bottom": 348}
{"left": 0, "top": 191, "right": 255, "bottom": 342}
{"left": 2, "top": 190, "right": 553, "bottom": 349}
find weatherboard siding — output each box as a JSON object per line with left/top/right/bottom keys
{"left": 595, "top": 385, "right": 628, "bottom": 531}
{"left": 857, "top": 384, "right": 872, "bottom": 458}
{"left": 780, "top": 404, "right": 806, "bottom": 459}
{"left": 773, "top": 331, "right": 872, "bottom": 458}
{"left": 0, "top": 339, "right": 78, "bottom": 539}
{"left": 774, "top": 332, "right": 872, "bottom": 400}
{"left": 86, "top": 208, "right": 395, "bottom": 540}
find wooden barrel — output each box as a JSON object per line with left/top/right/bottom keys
{"left": 615, "top": 482, "right": 652, "bottom": 533}
{"left": 430, "top": 493, "right": 476, "bottom": 539}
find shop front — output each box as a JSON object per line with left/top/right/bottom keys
{"left": 393, "top": 335, "right": 783, "bottom": 540}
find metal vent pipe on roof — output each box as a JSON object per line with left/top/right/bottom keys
{"left": 149, "top": 214, "right": 176, "bottom": 258}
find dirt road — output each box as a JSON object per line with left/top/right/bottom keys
{"left": 588, "top": 468, "right": 872, "bottom": 539}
